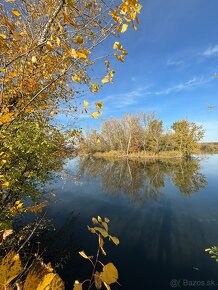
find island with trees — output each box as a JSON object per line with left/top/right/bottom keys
{"left": 78, "top": 113, "right": 205, "bottom": 158}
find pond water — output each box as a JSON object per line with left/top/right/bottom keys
{"left": 44, "top": 155, "right": 218, "bottom": 290}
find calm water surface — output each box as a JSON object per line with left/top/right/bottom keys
{"left": 44, "top": 155, "right": 218, "bottom": 290}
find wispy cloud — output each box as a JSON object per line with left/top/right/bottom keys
{"left": 102, "top": 86, "right": 149, "bottom": 109}
{"left": 166, "top": 58, "right": 183, "bottom": 66}
{"left": 151, "top": 76, "right": 212, "bottom": 96}
{"left": 101, "top": 76, "right": 212, "bottom": 110}
{"left": 202, "top": 45, "right": 218, "bottom": 57}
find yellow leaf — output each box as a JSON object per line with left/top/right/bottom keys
{"left": 0, "top": 250, "right": 23, "bottom": 287}
{"left": 94, "top": 227, "right": 108, "bottom": 238}
{"left": 36, "top": 273, "right": 56, "bottom": 290}
{"left": 84, "top": 100, "right": 89, "bottom": 107}
{"left": 71, "top": 49, "right": 90, "bottom": 59}
{"left": 24, "top": 260, "right": 49, "bottom": 290}
{"left": 75, "top": 35, "right": 84, "bottom": 44}
{"left": 102, "top": 222, "right": 108, "bottom": 232}
{"left": 135, "top": 3, "right": 142, "bottom": 13}
{"left": 121, "top": 23, "right": 128, "bottom": 33}
{"left": 94, "top": 272, "right": 102, "bottom": 289}
{"left": 24, "top": 259, "right": 64, "bottom": 290}
{"left": 105, "top": 60, "right": 110, "bottom": 68}
{"left": 71, "top": 49, "right": 78, "bottom": 58}
{"left": 0, "top": 34, "right": 6, "bottom": 39}
{"left": 49, "top": 273, "right": 64, "bottom": 289}
{"left": 56, "top": 37, "right": 61, "bottom": 46}
{"left": 73, "top": 280, "right": 83, "bottom": 290}
{"left": 2, "top": 181, "right": 9, "bottom": 189}
{"left": 113, "top": 41, "right": 120, "bottom": 50}
{"left": 72, "top": 75, "right": 81, "bottom": 83}
{"left": 11, "top": 10, "right": 21, "bottom": 17}
{"left": 104, "top": 217, "right": 110, "bottom": 223}
{"left": 46, "top": 41, "right": 53, "bottom": 50}
{"left": 110, "top": 236, "right": 120, "bottom": 245}
{"left": 78, "top": 251, "right": 89, "bottom": 259}
{"left": 0, "top": 229, "right": 13, "bottom": 246}
{"left": 92, "top": 112, "right": 99, "bottom": 119}
{"left": 76, "top": 52, "right": 87, "bottom": 59}
{"left": 92, "top": 217, "right": 98, "bottom": 224}
{"left": 50, "top": 111, "right": 56, "bottom": 116}
{"left": 114, "top": 53, "right": 124, "bottom": 63}
{"left": 31, "top": 56, "right": 37, "bottom": 64}
{"left": 102, "top": 77, "right": 109, "bottom": 84}
{"left": 95, "top": 102, "right": 103, "bottom": 110}
{"left": 12, "top": 31, "right": 20, "bottom": 41}
{"left": 100, "top": 263, "right": 118, "bottom": 285}
{"left": 130, "top": 11, "right": 137, "bottom": 20}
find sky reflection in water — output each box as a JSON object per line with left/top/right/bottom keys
{"left": 46, "top": 155, "right": 218, "bottom": 290}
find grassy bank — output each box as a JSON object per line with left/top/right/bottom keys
{"left": 79, "top": 150, "right": 184, "bottom": 160}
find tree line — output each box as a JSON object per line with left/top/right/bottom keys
{"left": 79, "top": 113, "right": 205, "bottom": 157}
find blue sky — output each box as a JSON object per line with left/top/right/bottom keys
{"left": 60, "top": 0, "right": 218, "bottom": 141}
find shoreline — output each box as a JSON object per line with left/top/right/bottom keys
{"left": 78, "top": 151, "right": 186, "bottom": 160}
{"left": 76, "top": 151, "right": 218, "bottom": 160}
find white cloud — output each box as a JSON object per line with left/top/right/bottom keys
{"left": 166, "top": 58, "right": 183, "bottom": 66}
{"left": 202, "top": 45, "right": 218, "bottom": 57}
{"left": 102, "top": 86, "right": 149, "bottom": 109}
{"left": 151, "top": 76, "right": 212, "bottom": 96}
{"left": 99, "top": 76, "right": 212, "bottom": 112}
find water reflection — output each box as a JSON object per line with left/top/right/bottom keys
{"left": 77, "top": 157, "right": 207, "bottom": 204}
{"left": 0, "top": 150, "right": 64, "bottom": 231}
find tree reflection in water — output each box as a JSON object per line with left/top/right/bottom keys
{"left": 77, "top": 157, "right": 207, "bottom": 205}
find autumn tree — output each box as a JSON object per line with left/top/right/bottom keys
{"left": 79, "top": 114, "right": 206, "bottom": 157}
{"left": 172, "top": 119, "right": 205, "bottom": 157}
{"left": 0, "top": 0, "right": 142, "bottom": 125}
{"left": 146, "top": 114, "right": 163, "bottom": 154}
{"left": 0, "top": 0, "right": 142, "bottom": 193}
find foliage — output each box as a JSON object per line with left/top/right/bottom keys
{"left": 198, "top": 142, "right": 218, "bottom": 154}
{"left": 0, "top": 118, "right": 64, "bottom": 231}
{"left": 0, "top": 248, "right": 64, "bottom": 289}
{"left": 0, "top": 0, "right": 142, "bottom": 127}
{"left": 0, "top": 0, "right": 142, "bottom": 229}
{"left": 78, "top": 113, "right": 205, "bottom": 156}
{"left": 73, "top": 216, "right": 120, "bottom": 290}
{"left": 0, "top": 1, "right": 141, "bottom": 289}
{"left": 0, "top": 217, "right": 119, "bottom": 290}
{"left": 172, "top": 119, "right": 205, "bottom": 157}
{"left": 205, "top": 247, "right": 218, "bottom": 263}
